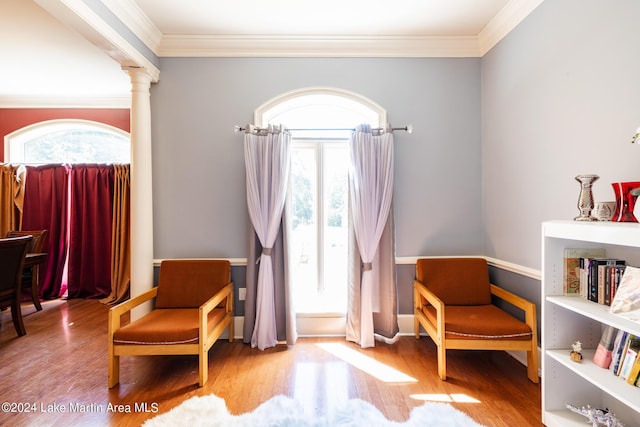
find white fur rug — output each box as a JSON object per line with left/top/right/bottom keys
{"left": 142, "top": 394, "right": 485, "bottom": 427}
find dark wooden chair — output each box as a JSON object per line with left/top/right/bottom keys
{"left": 6, "top": 230, "right": 48, "bottom": 311}
{"left": 108, "top": 259, "right": 234, "bottom": 388}
{"left": 0, "top": 236, "right": 32, "bottom": 336}
{"left": 414, "top": 257, "right": 539, "bottom": 383}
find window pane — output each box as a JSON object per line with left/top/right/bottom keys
{"left": 290, "top": 147, "right": 318, "bottom": 313}
{"left": 259, "top": 89, "right": 383, "bottom": 319}
{"left": 290, "top": 142, "right": 349, "bottom": 314}
{"left": 322, "top": 144, "right": 348, "bottom": 313}
{"left": 23, "top": 129, "right": 129, "bottom": 163}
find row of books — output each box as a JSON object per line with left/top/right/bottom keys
{"left": 594, "top": 325, "right": 640, "bottom": 387}
{"left": 563, "top": 248, "right": 627, "bottom": 305}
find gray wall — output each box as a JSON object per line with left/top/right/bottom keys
{"left": 150, "top": 57, "right": 483, "bottom": 261}
{"left": 150, "top": 57, "right": 483, "bottom": 315}
{"left": 148, "top": 1, "right": 640, "bottom": 320}
{"left": 481, "top": 0, "right": 640, "bottom": 270}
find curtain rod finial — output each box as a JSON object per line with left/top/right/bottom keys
{"left": 406, "top": 124, "right": 413, "bottom": 134}
{"left": 234, "top": 125, "right": 242, "bottom": 133}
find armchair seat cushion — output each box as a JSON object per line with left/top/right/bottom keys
{"left": 113, "top": 308, "right": 226, "bottom": 345}
{"left": 423, "top": 304, "right": 532, "bottom": 340}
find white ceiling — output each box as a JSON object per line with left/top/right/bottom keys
{"left": 133, "top": 0, "right": 509, "bottom": 37}
{"left": 0, "top": 0, "right": 133, "bottom": 106}
{"left": 0, "top": 0, "right": 541, "bottom": 107}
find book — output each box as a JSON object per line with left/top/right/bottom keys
{"left": 615, "top": 334, "right": 636, "bottom": 376}
{"left": 587, "top": 258, "right": 599, "bottom": 302}
{"left": 592, "top": 324, "right": 619, "bottom": 368}
{"left": 610, "top": 330, "right": 630, "bottom": 375}
{"left": 608, "top": 265, "right": 626, "bottom": 306}
{"left": 627, "top": 352, "right": 640, "bottom": 386}
{"left": 588, "top": 259, "right": 625, "bottom": 303}
{"left": 619, "top": 339, "right": 640, "bottom": 381}
{"left": 579, "top": 258, "right": 591, "bottom": 298}
{"left": 563, "top": 248, "right": 605, "bottom": 296}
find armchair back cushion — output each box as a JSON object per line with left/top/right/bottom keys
{"left": 416, "top": 258, "right": 491, "bottom": 305}
{"left": 155, "top": 260, "right": 231, "bottom": 308}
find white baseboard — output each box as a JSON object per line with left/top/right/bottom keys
{"left": 226, "top": 314, "right": 415, "bottom": 340}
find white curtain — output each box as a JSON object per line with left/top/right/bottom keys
{"left": 347, "top": 124, "right": 395, "bottom": 348}
{"left": 244, "top": 124, "right": 291, "bottom": 350}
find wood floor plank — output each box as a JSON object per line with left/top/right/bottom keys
{"left": 0, "top": 299, "right": 542, "bottom": 426}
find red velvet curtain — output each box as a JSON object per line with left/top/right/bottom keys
{"left": 21, "top": 165, "right": 70, "bottom": 299}
{"left": 66, "top": 164, "right": 114, "bottom": 299}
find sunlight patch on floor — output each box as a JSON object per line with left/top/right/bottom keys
{"left": 316, "top": 343, "right": 417, "bottom": 383}
{"left": 410, "top": 393, "right": 481, "bottom": 403}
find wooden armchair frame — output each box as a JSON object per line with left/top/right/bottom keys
{"left": 108, "top": 276, "right": 233, "bottom": 388}
{"left": 414, "top": 274, "right": 538, "bottom": 383}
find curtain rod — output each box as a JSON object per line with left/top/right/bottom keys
{"left": 234, "top": 124, "right": 413, "bottom": 134}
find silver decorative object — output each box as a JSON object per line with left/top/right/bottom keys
{"left": 566, "top": 404, "right": 625, "bottom": 427}
{"left": 574, "top": 174, "right": 599, "bottom": 221}
{"left": 593, "top": 201, "right": 616, "bottom": 221}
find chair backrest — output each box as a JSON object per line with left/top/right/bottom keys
{"left": 0, "top": 236, "right": 32, "bottom": 302}
{"left": 6, "top": 230, "right": 48, "bottom": 253}
{"left": 415, "top": 258, "right": 492, "bottom": 305}
{"left": 155, "top": 260, "right": 231, "bottom": 308}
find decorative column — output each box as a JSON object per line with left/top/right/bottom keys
{"left": 127, "top": 67, "right": 154, "bottom": 319}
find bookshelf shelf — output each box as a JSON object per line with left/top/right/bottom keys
{"left": 546, "top": 296, "right": 640, "bottom": 334}
{"left": 547, "top": 349, "right": 640, "bottom": 411}
{"left": 542, "top": 220, "right": 640, "bottom": 427}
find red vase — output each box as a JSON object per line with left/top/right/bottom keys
{"left": 611, "top": 182, "right": 640, "bottom": 222}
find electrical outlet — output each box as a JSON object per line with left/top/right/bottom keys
{"left": 238, "top": 287, "right": 246, "bottom": 301}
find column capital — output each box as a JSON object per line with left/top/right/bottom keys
{"left": 122, "top": 66, "right": 156, "bottom": 85}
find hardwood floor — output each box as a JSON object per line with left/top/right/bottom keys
{"left": 0, "top": 299, "right": 542, "bottom": 426}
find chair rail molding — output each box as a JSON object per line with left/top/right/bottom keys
{"left": 155, "top": 256, "right": 541, "bottom": 280}
{"left": 395, "top": 256, "right": 541, "bottom": 281}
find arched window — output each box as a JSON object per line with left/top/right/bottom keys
{"left": 256, "top": 87, "right": 385, "bottom": 134}
{"left": 257, "top": 87, "right": 385, "bottom": 315}
{"left": 5, "top": 119, "right": 130, "bottom": 164}
{"left": 4, "top": 119, "right": 131, "bottom": 300}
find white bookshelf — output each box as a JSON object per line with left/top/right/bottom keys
{"left": 542, "top": 220, "right": 640, "bottom": 427}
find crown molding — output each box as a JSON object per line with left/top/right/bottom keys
{"left": 0, "top": 96, "right": 131, "bottom": 109}
{"left": 158, "top": 34, "right": 482, "bottom": 58}
{"left": 102, "top": 0, "right": 544, "bottom": 58}
{"left": 478, "top": 0, "right": 545, "bottom": 56}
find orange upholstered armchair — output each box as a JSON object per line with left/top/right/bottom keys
{"left": 108, "top": 260, "right": 234, "bottom": 388}
{"left": 413, "top": 258, "right": 538, "bottom": 383}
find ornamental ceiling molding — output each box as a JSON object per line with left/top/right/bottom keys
{"left": 158, "top": 35, "right": 481, "bottom": 58}
{"left": 0, "top": 96, "right": 131, "bottom": 109}
{"left": 105, "top": 0, "right": 544, "bottom": 58}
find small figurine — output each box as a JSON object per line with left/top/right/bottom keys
{"left": 570, "top": 341, "right": 583, "bottom": 362}
{"left": 566, "top": 404, "right": 625, "bottom": 427}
